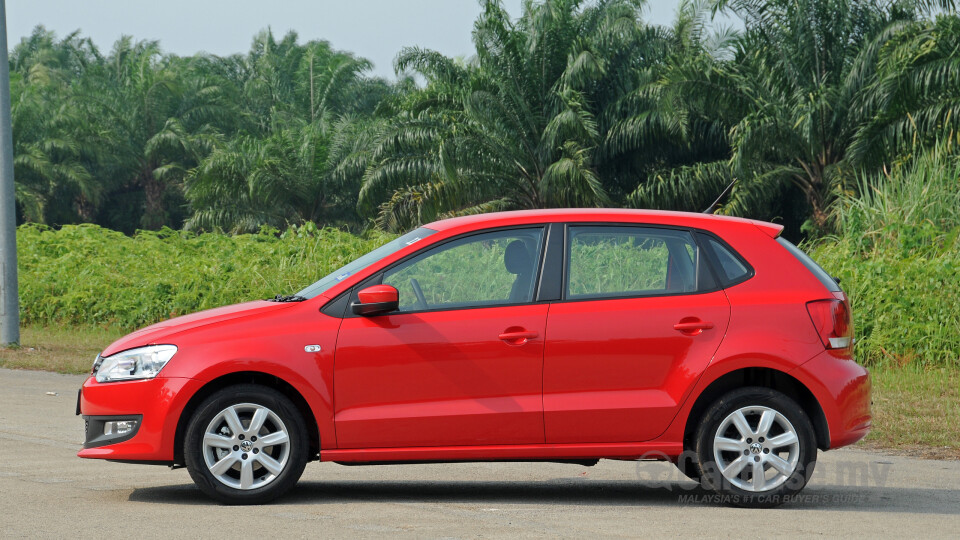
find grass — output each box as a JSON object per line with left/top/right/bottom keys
{"left": 0, "top": 326, "right": 124, "bottom": 374}
{"left": 859, "top": 366, "right": 960, "bottom": 459}
{"left": 2, "top": 325, "right": 957, "bottom": 459}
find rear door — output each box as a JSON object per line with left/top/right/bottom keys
{"left": 543, "top": 225, "right": 731, "bottom": 443}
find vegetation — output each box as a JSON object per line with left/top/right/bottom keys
{"left": 16, "top": 222, "right": 392, "bottom": 329}
{"left": 7, "top": 0, "right": 959, "bottom": 237}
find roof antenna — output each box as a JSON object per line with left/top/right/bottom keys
{"left": 703, "top": 179, "right": 737, "bottom": 214}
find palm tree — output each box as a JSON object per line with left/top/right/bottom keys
{"left": 185, "top": 33, "right": 377, "bottom": 232}
{"left": 9, "top": 27, "right": 101, "bottom": 224}
{"left": 627, "top": 0, "right": 957, "bottom": 232}
{"left": 84, "top": 38, "right": 233, "bottom": 229}
{"left": 353, "top": 0, "right": 673, "bottom": 231}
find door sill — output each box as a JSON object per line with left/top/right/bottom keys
{"left": 320, "top": 441, "right": 681, "bottom": 463}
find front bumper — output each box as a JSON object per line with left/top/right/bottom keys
{"left": 76, "top": 376, "right": 203, "bottom": 462}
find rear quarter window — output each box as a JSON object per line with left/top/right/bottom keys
{"left": 697, "top": 234, "right": 754, "bottom": 286}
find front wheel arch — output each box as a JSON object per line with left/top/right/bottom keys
{"left": 173, "top": 371, "right": 319, "bottom": 466}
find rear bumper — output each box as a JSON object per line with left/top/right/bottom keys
{"left": 76, "top": 376, "right": 203, "bottom": 462}
{"left": 790, "top": 351, "right": 872, "bottom": 449}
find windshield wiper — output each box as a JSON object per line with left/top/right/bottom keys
{"left": 268, "top": 294, "right": 307, "bottom": 303}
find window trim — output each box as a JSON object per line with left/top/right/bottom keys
{"left": 332, "top": 224, "right": 551, "bottom": 318}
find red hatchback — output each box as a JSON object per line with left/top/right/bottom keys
{"left": 77, "top": 209, "right": 871, "bottom": 507}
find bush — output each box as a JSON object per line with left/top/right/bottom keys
{"left": 17, "top": 223, "right": 393, "bottom": 330}
{"left": 810, "top": 144, "right": 960, "bottom": 368}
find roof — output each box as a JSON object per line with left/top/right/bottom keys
{"left": 423, "top": 208, "right": 783, "bottom": 238}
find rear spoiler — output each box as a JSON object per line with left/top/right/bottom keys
{"left": 750, "top": 220, "right": 784, "bottom": 238}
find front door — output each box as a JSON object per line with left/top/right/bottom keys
{"left": 334, "top": 227, "right": 548, "bottom": 449}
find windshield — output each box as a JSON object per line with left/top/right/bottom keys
{"left": 296, "top": 227, "right": 436, "bottom": 299}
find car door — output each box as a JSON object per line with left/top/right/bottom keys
{"left": 334, "top": 227, "right": 548, "bottom": 449}
{"left": 543, "top": 225, "right": 731, "bottom": 443}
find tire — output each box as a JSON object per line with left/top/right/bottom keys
{"left": 694, "top": 387, "right": 817, "bottom": 508}
{"left": 184, "top": 384, "right": 309, "bottom": 505}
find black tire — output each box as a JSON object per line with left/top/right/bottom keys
{"left": 674, "top": 450, "right": 702, "bottom": 482}
{"left": 184, "top": 384, "right": 309, "bottom": 504}
{"left": 694, "top": 387, "right": 817, "bottom": 508}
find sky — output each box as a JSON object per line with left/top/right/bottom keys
{"left": 5, "top": 0, "right": 688, "bottom": 79}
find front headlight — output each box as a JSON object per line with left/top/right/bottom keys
{"left": 94, "top": 345, "right": 178, "bottom": 383}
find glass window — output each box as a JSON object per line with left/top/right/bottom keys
{"left": 567, "top": 227, "right": 702, "bottom": 299}
{"left": 383, "top": 228, "right": 544, "bottom": 312}
{"left": 703, "top": 235, "right": 752, "bottom": 284}
{"left": 296, "top": 227, "right": 436, "bottom": 299}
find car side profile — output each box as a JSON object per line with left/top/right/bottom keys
{"left": 77, "top": 209, "right": 871, "bottom": 507}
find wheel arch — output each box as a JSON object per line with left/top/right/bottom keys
{"left": 173, "top": 371, "right": 320, "bottom": 466}
{"left": 682, "top": 367, "right": 830, "bottom": 452}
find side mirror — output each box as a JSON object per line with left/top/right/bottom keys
{"left": 351, "top": 284, "right": 399, "bottom": 316}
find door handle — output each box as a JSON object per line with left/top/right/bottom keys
{"left": 498, "top": 330, "right": 539, "bottom": 344}
{"left": 674, "top": 320, "right": 714, "bottom": 335}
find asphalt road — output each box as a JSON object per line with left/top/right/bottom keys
{"left": 2, "top": 367, "right": 959, "bottom": 539}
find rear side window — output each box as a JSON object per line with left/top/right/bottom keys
{"left": 700, "top": 235, "right": 752, "bottom": 284}
{"left": 776, "top": 238, "right": 841, "bottom": 292}
{"left": 566, "top": 226, "right": 713, "bottom": 299}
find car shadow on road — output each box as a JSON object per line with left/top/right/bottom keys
{"left": 129, "top": 479, "right": 960, "bottom": 514}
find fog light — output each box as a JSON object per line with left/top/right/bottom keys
{"left": 103, "top": 420, "right": 137, "bottom": 436}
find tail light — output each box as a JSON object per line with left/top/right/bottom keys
{"left": 806, "top": 299, "right": 854, "bottom": 357}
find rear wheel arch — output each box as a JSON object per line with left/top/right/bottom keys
{"left": 173, "top": 371, "right": 320, "bottom": 466}
{"left": 682, "top": 367, "right": 830, "bottom": 453}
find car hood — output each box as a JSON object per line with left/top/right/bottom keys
{"left": 101, "top": 300, "right": 298, "bottom": 357}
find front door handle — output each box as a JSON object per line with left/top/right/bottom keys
{"left": 674, "top": 319, "right": 714, "bottom": 335}
{"left": 499, "top": 329, "right": 539, "bottom": 345}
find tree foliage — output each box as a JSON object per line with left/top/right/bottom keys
{"left": 8, "top": 0, "right": 960, "bottom": 236}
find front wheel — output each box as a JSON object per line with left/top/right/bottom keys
{"left": 694, "top": 387, "right": 817, "bottom": 508}
{"left": 184, "top": 384, "right": 308, "bottom": 504}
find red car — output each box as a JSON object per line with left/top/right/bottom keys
{"left": 77, "top": 209, "right": 870, "bottom": 507}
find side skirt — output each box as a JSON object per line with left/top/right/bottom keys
{"left": 321, "top": 442, "right": 682, "bottom": 464}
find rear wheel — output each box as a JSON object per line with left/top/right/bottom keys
{"left": 184, "top": 385, "right": 308, "bottom": 504}
{"left": 694, "top": 387, "right": 817, "bottom": 508}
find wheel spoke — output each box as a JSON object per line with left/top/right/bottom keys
{"left": 767, "top": 454, "right": 794, "bottom": 476}
{"left": 715, "top": 437, "right": 745, "bottom": 452}
{"left": 722, "top": 455, "right": 749, "bottom": 478}
{"left": 756, "top": 410, "right": 776, "bottom": 438}
{"left": 209, "top": 454, "right": 238, "bottom": 476}
{"left": 767, "top": 431, "right": 798, "bottom": 448}
{"left": 203, "top": 433, "right": 234, "bottom": 449}
{"left": 730, "top": 410, "right": 753, "bottom": 439}
{"left": 240, "top": 459, "right": 254, "bottom": 489}
{"left": 256, "top": 452, "right": 284, "bottom": 475}
{"left": 248, "top": 408, "right": 269, "bottom": 435}
{"left": 751, "top": 460, "right": 765, "bottom": 491}
{"left": 223, "top": 406, "right": 244, "bottom": 436}
{"left": 258, "top": 431, "right": 289, "bottom": 447}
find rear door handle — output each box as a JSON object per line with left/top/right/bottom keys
{"left": 498, "top": 330, "right": 539, "bottom": 344}
{"left": 674, "top": 320, "right": 714, "bottom": 335}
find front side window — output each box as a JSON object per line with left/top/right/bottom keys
{"left": 383, "top": 228, "right": 545, "bottom": 312}
{"left": 566, "top": 226, "right": 705, "bottom": 299}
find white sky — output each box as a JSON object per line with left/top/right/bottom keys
{"left": 5, "top": 0, "right": 688, "bottom": 79}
